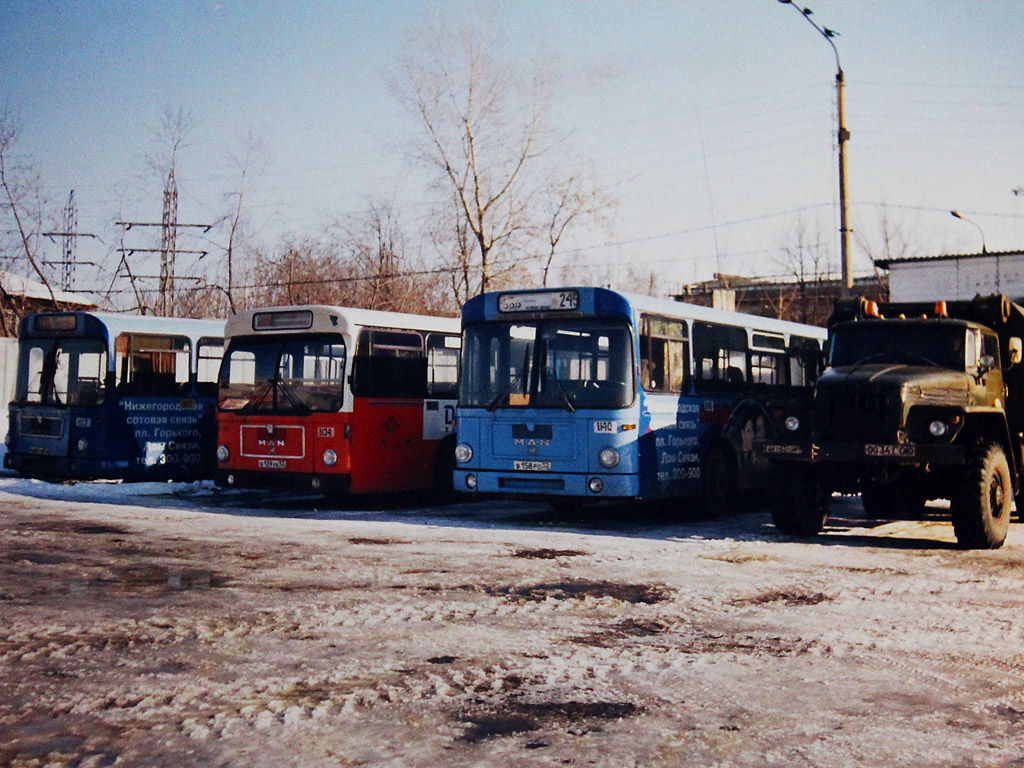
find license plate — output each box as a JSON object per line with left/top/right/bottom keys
{"left": 513, "top": 460, "right": 552, "bottom": 472}
{"left": 865, "top": 444, "right": 916, "bottom": 458}
{"left": 258, "top": 459, "right": 288, "bottom": 469}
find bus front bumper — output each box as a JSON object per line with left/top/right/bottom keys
{"left": 215, "top": 469, "right": 351, "bottom": 494}
{"left": 5, "top": 451, "right": 134, "bottom": 481}
{"left": 453, "top": 469, "right": 638, "bottom": 497}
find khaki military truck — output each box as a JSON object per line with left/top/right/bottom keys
{"left": 766, "top": 294, "right": 1024, "bottom": 549}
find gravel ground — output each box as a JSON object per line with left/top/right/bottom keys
{"left": 3, "top": 479, "right": 1024, "bottom": 767}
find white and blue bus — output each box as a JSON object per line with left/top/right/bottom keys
{"left": 453, "top": 287, "right": 826, "bottom": 513}
{"left": 5, "top": 311, "right": 225, "bottom": 482}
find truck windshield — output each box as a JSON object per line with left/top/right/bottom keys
{"left": 461, "top": 319, "right": 634, "bottom": 410}
{"left": 218, "top": 334, "right": 347, "bottom": 413}
{"left": 829, "top": 324, "right": 967, "bottom": 370}
{"left": 17, "top": 337, "right": 108, "bottom": 407}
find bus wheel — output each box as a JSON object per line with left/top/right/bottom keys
{"left": 701, "top": 446, "right": 735, "bottom": 518}
{"left": 951, "top": 441, "right": 1012, "bottom": 549}
{"left": 770, "top": 465, "right": 830, "bottom": 536}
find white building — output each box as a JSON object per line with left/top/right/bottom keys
{"left": 876, "top": 250, "right": 1024, "bottom": 303}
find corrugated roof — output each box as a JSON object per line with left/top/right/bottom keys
{"left": 875, "top": 250, "right": 1024, "bottom": 268}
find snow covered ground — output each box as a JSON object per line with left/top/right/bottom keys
{"left": 3, "top": 479, "right": 1024, "bottom": 767}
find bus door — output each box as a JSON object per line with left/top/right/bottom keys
{"left": 637, "top": 315, "right": 696, "bottom": 498}
{"left": 349, "top": 328, "right": 431, "bottom": 492}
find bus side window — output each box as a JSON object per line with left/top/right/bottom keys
{"left": 788, "top": 335, "right": 823, "bottom": 386}
{"left": 352, "top": 328, "right": 428, "bottom": 398}
{"left": 116, "top": 334, "right": 191, "bottom": 396}
{"left": 693, "top": 322, "right": 748, "bottom": 393}
{"left": 427, "top": 333, "right": 461, "bottom": 398}
{"left": 640, "top": 315, "right": 689, "bottom": 393}
{"left": 195, "top": 338, "right": 225, "bottom": 397}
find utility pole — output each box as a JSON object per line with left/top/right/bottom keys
{"left": 41, "top": 190, "right": 99, "bottom": 292}
{"left": 115, "top": 169, "right": 210, "bottom": 316}
{"left": 778, "top": 0, "right": 853, "bottom": 292}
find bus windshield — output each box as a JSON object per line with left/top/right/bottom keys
{"left": 218, "top": 334, "right": 347, "bottom": 413}
{"left": 17, "top": 337, "right": 108, "bottom": 407}
{"left": 462, "top": 319, "right": 634, "bottom": 410}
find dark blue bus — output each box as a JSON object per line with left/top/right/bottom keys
{"left": 5, "top": 311, "right": 224, "bottom": 482}
{"left": 453, "top": 287, "right": 825, "bottom": 514}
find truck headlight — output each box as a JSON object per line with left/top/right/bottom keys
{"left": 323, "top": 449, "right": 338, "bottom": 466}
{"left": 784, "top": 416, "right": 801, "bottom": 432}
{"left": 217, "top": 445, "right": 230, "bottom": 462}
{"left": 455, "top": 443, "right": 473, "bottom": 463}
{"left": 588, "top": 477, "right": 605, "bottom": 493}
{"left": 465, "top": 473, "right": 478, "bottom": 489}
{"left": 929, "top": 420, "right": 948, "bottom": 437}
{"left": 599, "top": 447, "right": 620, "bottom": 468}
{"left": 77, "top": 438, "right": 88, "bottom": 452}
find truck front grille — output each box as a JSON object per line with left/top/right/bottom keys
{"left": 815, "top": 383, "right": 898, "bottom": 443}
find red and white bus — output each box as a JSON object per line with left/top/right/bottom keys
{"left": 215, "top": 305, "right": 461, "bottom": 494}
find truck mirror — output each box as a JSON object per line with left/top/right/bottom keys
{"left": 1009, "top": 337, "right": 1023, "bottom": 367}
{"left": 980, "top": 354, "right": 996, "bottom": 370}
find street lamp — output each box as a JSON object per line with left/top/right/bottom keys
{"left": 778, "top": 0, "right": 852, "bottom": 292}
{"left": 950, "top": 210, "right": 987, "bottom": 254}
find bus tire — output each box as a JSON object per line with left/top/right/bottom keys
{"left": 951, "top": 441, "right": 1012, "bottom": 549}
{"left": 701, "top": 445, "right": 735, "bottom": 518}
{"left": 770, "top": 465, "right": 830, "bottom": 536}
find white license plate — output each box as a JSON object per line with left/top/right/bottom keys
{"left": 513, "top": 460, "right": 552, "bottom": 472}
{"left": 865, "top": 444, "right": 916, "bottom": 458}
{"left": 258, "top": 459, "right": 288, "bottom": 469}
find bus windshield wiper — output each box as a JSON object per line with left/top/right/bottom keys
{"left": 553, "top": 384, "right": 576, "bottom": 412}
{"left": 486, "top": 378, "right": 522, "bottom": 412}
{"left": 239, "top": 379, "right": 275, "bottom": 412}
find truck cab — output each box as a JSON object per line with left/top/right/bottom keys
{"left": 766, "top": 295, "right": 1024, "bottom": 549}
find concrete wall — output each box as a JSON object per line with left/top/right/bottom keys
{"left": 0, "top": 337, "right": 15, "bottom": 446}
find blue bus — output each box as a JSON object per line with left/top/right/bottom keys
{"left": 5, "top": 311, "right": 225, "bottom": 482}
{"left": 453, "top": 287, "right": 826, "bottom": 513}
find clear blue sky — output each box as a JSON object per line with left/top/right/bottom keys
{"left": 2, "top": 0, "right": 1023, "bottom": 299}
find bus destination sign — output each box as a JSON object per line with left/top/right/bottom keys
{"left": 498, "top": 290, "right": 580, "bottom": 313}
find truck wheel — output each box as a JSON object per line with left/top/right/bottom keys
{"left": 951, "top": 441, "right": 1013, "bottom": 549}
{"left": 770, "top": 465, "right": 830, "bottom": 536}
{"left": 701, "top": 445, "right": 735, "bottom": 518}
{"left": 861, "top": 482, "right": 928, "bottom": 519}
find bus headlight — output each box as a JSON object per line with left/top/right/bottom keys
{"left": 323, "top": 449, "right": 338, "bottom": 466}
{"left": 588, "top": 477, "right": 604, "bottom": 494}
{"left": 76, "top": 438, "right": 88, "bottom": 452}
{"left": 929, "top": 419, "right": 948, "bottom": 437}
{"left": 599, "top": 447, "right": 620, "bottom": 468}
{"left": 455, "top": 443, "right": 473, "bottom": 463}
{"left": 217, "top": 445, "right": 230, "bottom": 462}
{"left": 784, "top": 416, "right": 801, "bottom": 432}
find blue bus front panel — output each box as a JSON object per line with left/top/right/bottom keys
{"left": 454, "top": 408, "right": 642, "bottom": 498}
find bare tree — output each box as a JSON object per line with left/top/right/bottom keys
{"left": 217, "top": 131, "right": 265, "bottom": 314}
{"left": 539, "top": 167, "right": 616, "bottom": 287}
{"left": 394, "top": 20, "right": 614, "bottom": 305}
{"left": 773, "top": 215, "right": 835, "bottom": 325}
{"left": 0, "top": 109, "right": 59, "bottom": 334}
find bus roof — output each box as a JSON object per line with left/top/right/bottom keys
{"left": 20, "top": 311, "right": 224, "bottom": 341}
{"left": 462, "top": 286, "right": 827, "bottom": 339}
{"left": 224, "top": 304, "right": 460, "bottom": 339}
